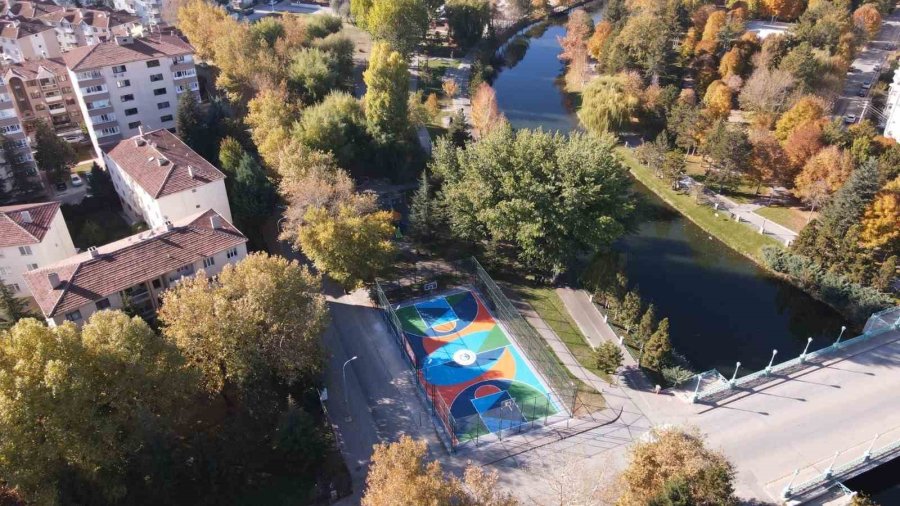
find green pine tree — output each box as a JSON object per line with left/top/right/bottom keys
{"left": 0, "top": 283, "right": 34, "bottom": 329}
{"left": 637, "top": 303, "right": 658, "bottom": 343}
{"left": 176, "top": 91, "right": 203, "bottom": 153}
{"left": 409, "top": 169, "right": 437, "bottom": 241}
{"left": 643, "top": 317, "right": 672, "bottom": 370}
{"left": 620, "top": 288, "right": 643, "bottom": 332}
{"left": 593, "top": 341, "right": 624, "bottom": 374}
{"left": 446, "top": 108, "right": 472, "bottom": 148}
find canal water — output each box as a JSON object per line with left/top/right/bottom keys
{"left": 489, "top": 8, "right": 900, "bottom": 501}
{"left": 490, "top": 10, "right": 846, "bottom": 375}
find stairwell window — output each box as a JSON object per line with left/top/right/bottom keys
{"left": 146, "top": 59, "right": 160, "bottom": 68}
{"left": 203, "top": 257, "right": 215, "bottom": 268}
{"left": 18, "top": 245, "right": 32, "bottom": 256}
{"left": 65, "top": 310, "right": 82, "bottom": 322}
{"left": 226, "top": 248, "right": 238, "bottom": 259}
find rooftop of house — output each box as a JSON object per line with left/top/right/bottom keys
{"left": 6, "top": 1, "right": 139, "bottom": 28}
{"left": 63, "top": 33, "right": 192, "bottom": 71}
{"left": 3, "top": 1, "right": 64, "bottom": 20}
{"left": 0, "top": 201, "right": 61, "bottom": 247}
{"left": 0, "top": 17, "right": 55, "bottom": 39}
{"left": 106, "top": 128, "right": 225, "bottom": 199}
{"left": 3, "top": 55, "right": 66, "bottom": 79}
{"left": 24, "top": 209, "right": 246, "bottom": 318}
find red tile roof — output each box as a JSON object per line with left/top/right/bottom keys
{"left": 63, "top": 34, "right": 193, "bottom": 71}
{"left": 106, "top": 128, "right": 225, "bottom": 198}
{"left": 0, "top": 18, "right": 55, "bottom": 39}
{"left": 3, "top": 56, "right": 66, "bottom": 80}
{"left": 0, "top": 201, "right": 61, "bottom": 247}
{"left": 24, "top": 209, "right": 246, "bottom": 317}
{"left": 5, "top": 1, "right": 64, "bottom": 20}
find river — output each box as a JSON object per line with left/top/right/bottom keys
{"left": 488, "top": 7, "right": 900, "bottom": 501}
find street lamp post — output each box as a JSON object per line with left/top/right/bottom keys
{"left": 342, "top": 356, "right": 358, "bottom": 422}
{"left": 729, "top": 361, "right": 741, "bottom": 388}
{"left": 834, "top": 325, "right": 848, "bottom": 348}
{"left": 800, "top": 337, "right": 813, "bottom": 362}
{"left": 765, "top": 349, "right": 778, "bottom": 376}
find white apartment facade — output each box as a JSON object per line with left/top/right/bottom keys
{"left": 103, "top": 128, "right": 232, "bottom": 228}
{"left": 883, "top": 68, "right": 900, "bottom": 140}
{"left": 111, "top": 0, "right": 163, "bottom": 26}
{"left": 0, "top": 201, "right": 76, "bottom": 297}
{"left": 63, "top": 34, "right": 199, "bottom": 157}
{"left": 0, "top": 18, "right": 62, "bottom": 62}
{"left": 0, "top": 80, "right": 38, "bottom": 195}
{"left": 24, "top": 208, "right": 247, "bottom": 326}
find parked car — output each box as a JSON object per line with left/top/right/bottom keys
{"left": 862, "top": 80, "right": 872, "bottom": 89}
{"left": 844, "top": 114, "right": 857, "bottom": 124}
{"left": 858, "top": 88, "right": 867, "bottom": 97}
{"left": 60, "top": 132, "right": 85, "bottom": 143}
{"left": 70, "top": 173, "right": 83, "bottom": 187}
{"left": 55, "top": 181, "right": 67, "bottom": 192}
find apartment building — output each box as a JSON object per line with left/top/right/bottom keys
{"left": 3, "top": 56, "right": 84, "bottom": 135}
{"left": 63, "top": 34, "right": 198, "bottom": 157}
{"left": 0, "top": 201, "right": 76, "bottom": 298}
{"left": 884, "top": 68, "right": 900, "bottom": 140}
{"left": 104, "top": 128, "right": 232, "bottom": 228}
{"left": 24, "top": 208, "right": 247, "bottom": 326}
{"left": 6, "top": 1, "right": 142, "bottom": 51}
{"left": 112, "top": 0, "right": 162, "bottom": 26}
{"left": 0, "top": 17, "right": 62, "bottom": 62}
{"left": 0, "top": 79, "right": 38, "bottom": 193}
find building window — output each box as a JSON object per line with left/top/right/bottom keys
{"left": 116, "top": 79, "right": 130, "bottom": 88}
{"left": 121, "top": 94, "right": 134, "bottom": 102}
{"left": 65, "top": 310, "right": 82, "bottom": 322}
{"left": 98, "top": 126, "right": 120, "bottom": 137}
{"left": 160, "top": 114, "right": 173, "bottom": 122}
{"left": 153, "top": 88, "right": 166, "bottom": 96}
{"left": 81, "top": 84, "right": 106, "bottom": 95}
{"left": 26, "top": 263, "right": 37, "bottom": 270}
{"left": 157, "top": 101, "right": 170, "bottom": 109}
{"left": 18, "top": 245, "right": 32, "bottom": 256}
{"left": 203, "top": 257, "right": 215, "bottom": 268}
{"left": 226, "top": 248, "right": 238, "bottom": 259}
{"left": 95, "top": 298, "right": 111, "bottom": 310}
{"left": 124, "top": 108, "right": 138, "bottom": 116}
{"left": 128, "top": 121, "right": 141, "bottom": 129}
{"left": 112, "top": 64, "right": 126, "bottom": 74}
{"left": 150, "top": 73, "right": 163, "bottom": 82}
{"left": 146, "top": 59, "right": 160, "bottom": 68}
{"left": 5, "top": 283, "right": 19, "bottom": 293}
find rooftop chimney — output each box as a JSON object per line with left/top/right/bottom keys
{"left": 187, "top": 166, "right": 195, "bottom": 179}
{"left": 209, "top": 215, "right": 221, "bottom": 230}
{"left": 114, "top": 35, "right": 133, "bottom": 45}
{"left": 134, "top": 136, "right": 145, "bottom": 147}
{"left": 164, "top": 220, "right": 174, "bottom": 231}
{"left": 137, "top": 125, "right": 144, "bottom": 136}
{"left": 88, "top": 246, "right": 99, "bottom": 258}
{"left": 47, "top": 272, "right": 60, "bottom": 289}
{"left": 20, "top": 210, "right": 32, "bottom": 223}
{"left": 157, "top": 157, "right": 168, "bottom": 166}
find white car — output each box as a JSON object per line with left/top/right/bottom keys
{"left": 844, "top": 114, "right": 857, "bottom": 124}
{"left": 70, "top": 174, "right": 83, "bottom": 187}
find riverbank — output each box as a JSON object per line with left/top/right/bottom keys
{"left": 618, "top": 148, "right": 784, "bottom": 265}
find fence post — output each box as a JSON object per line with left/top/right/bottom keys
{"left": 781, "top": 469, "right": 799, "bottom": 499}
{"left": 824, "top": 451, "right": 840, "bottom": 479}
{"left": 729, "top": 362, "right": 741, "bottom": 388}
{"left": 863, "top": 433, "right": 879, "bottom": 460}
{"left": 691, "top": 373, "right": 702, "bottom": 403}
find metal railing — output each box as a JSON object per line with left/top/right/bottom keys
{"left": 689, "top": 306, "right": 900, "bottom": 403}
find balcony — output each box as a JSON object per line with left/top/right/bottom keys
{"left": 44, "top": 93, "right": 62, "bottom": 102}
{"left": 48, "top": 105, "right": 67, "bottom": 115}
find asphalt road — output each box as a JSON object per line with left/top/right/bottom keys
{"left": 834, "top": 8, "right": 900, "bottom": 123}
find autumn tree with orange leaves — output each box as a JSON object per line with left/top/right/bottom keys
{"left": 470, "top": 83, "right": 506, "bottom": 138}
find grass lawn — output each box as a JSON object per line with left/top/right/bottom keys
{"left": 619, "top": 148, "right": 784, "bottom": 264}
{"left": 511, "top": 284, "right": 611, "bottom": 383}
{"left": 72, "top": 160, "right": 94, "bottom": 175}
{"left": 756, "top": 205, "right": 815, "bottom": 233}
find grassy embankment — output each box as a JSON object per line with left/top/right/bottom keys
{"left": 618, "top": 147, "right": 784, "bottom": 265}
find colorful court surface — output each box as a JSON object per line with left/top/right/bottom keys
{"left": 395, "top": 289, "right": 559, "bottom": 443}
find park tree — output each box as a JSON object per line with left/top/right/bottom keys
{"left": 219, "top": 137, "right": 244, "bottom": 176}
{"left": 612, "top": 12, "right": 672, "bottom": 78}
{"left": 32, "top": 120, "right": 75, "bottom": 182}
{"left": 246, "top": 86, "right": 302, "bottom": 168}
{"left": 175, "top": 90, "right": 203, "bottom": 152}
{"left": 762, "top": 0, "right": 805, "bottom": 20}
{"left": 637, "top": 303, "right": 658, "bottom": 343}
{"left": 853, "top": 4, "right": 882, "bottom": 39}
{"left": 859, "top": 176, "right": 900, "bottom": 249}
{"left": 738, "top": 66, "right": 795, "bottom": 116}
{"left": 0, "top": 284, "right": 33, "bottom": 329}
{"left": 700, "top": 10, "right": 727, "bottom": 46}
{"left": 620, "top": 427, "right": 736, "bottom": 506}
{"left": 433, "top": 126, "right": 635, "bottom": 274}
{"left": 364, "top": 42, "right": 410, "bottom": 145}
{"left": 775, "top": 96, "right": 826, "bottom": 140}
{"left": 778, "top": 42, "right": 820, "bottom": 91}
{"left": 362, "top": 436, "right": 519, "bottom": 506}
{"left": 176, "top": 0, "right": 230, "bottom": 60}
{"left": 409, "top": 169, "right": 440, "bottom": 242}
{"left": 287, "top": 48, "right": 342, "bottom": 104}
{"left": 446, "top": 108, "right": 472, "bottom": 147}
{"left": 749, "top": 128, "right": 792, "bottom": 190}
{"left": 225, "top": 151, "right": 277, "bottom": 250}
{"left": 365, "top": 0, "right": 429, "bottom": 57}
{"left": 784, "top": 120, "right": 825, "bottom": 171}
{"left": 313, "top": 33, "right": 356, "bottom": 89}
{"left": 351, "top": 0, "right": 374, "bottom": 28}
{"left": 0, "top": 313, "right": 196, "bottom": 504}
{"left": 558, "top": 8, "right": 593, "bottom": 62}
{"left": 578, "top": 74, "right": 639, "bottom": 134}
{"left": 594, "top": 341, "right": 625, "bottom": 374}
{"left": 587, "top": 20, "right": 613, "bottom": 60}
{"left": 794, "top": 146, "right": 854, "bottom": 204}
{"left": 446, "top": 0, "right": 490, "bottom": 49}
{"left": 295, "top": 91, "right": 369, "bottom": 171}
{"left": 703, "top": 120, "right": 751, "bottom": 193}
{"left": 703, "top": 80, "right": 733, "bottom": 119}
{"left": 470, "top": 83, "right": 506, "bottom": 138}
{"left": 159, "top": 253, "right": 328, "bottom": 408}
{"left": 619, "top": 288, "right": 643, "bottom": 332}
{"left": 642, "top": 318, "right": 671, "bottom": 370}
{"left": 442, "top": 78, "right": 460, "bottom": 99}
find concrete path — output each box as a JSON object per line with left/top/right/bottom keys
{"left": 711, "top": 193, "right": 798, "bottom": 246}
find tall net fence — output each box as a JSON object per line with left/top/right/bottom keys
{"left": 374, "top": 258, "right": 578, "bottom": 450}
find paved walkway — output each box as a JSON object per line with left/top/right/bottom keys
{"left": 711, "top": 193, "right": 798, "bottom": 246}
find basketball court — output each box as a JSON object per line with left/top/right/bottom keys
{"left": 394, "top": 288, "right": 560, "bottom": 443}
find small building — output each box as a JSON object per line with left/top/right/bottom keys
{"left": 0, "top": 201, "right": 76, "bottom": 297}
{"left": 0, "top": 17, "right": 63, "bottom": 62}
{"left": 103, "top": 128, "right": 232, "bottom": 228}
{"left": 24, "top": 208, "right": 247, "bottom": 326}
{"left": 3, "top": 57, "right": 85, "bottom": 136}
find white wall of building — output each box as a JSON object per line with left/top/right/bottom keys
{"left": 104, "top": 152, "right": 232, "bottom": 228}
{"left": 0, "top": 210, "right": 76, "bottom": 297}
{"left": 883, "top": 70, "right": 900, "bottom": 140}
